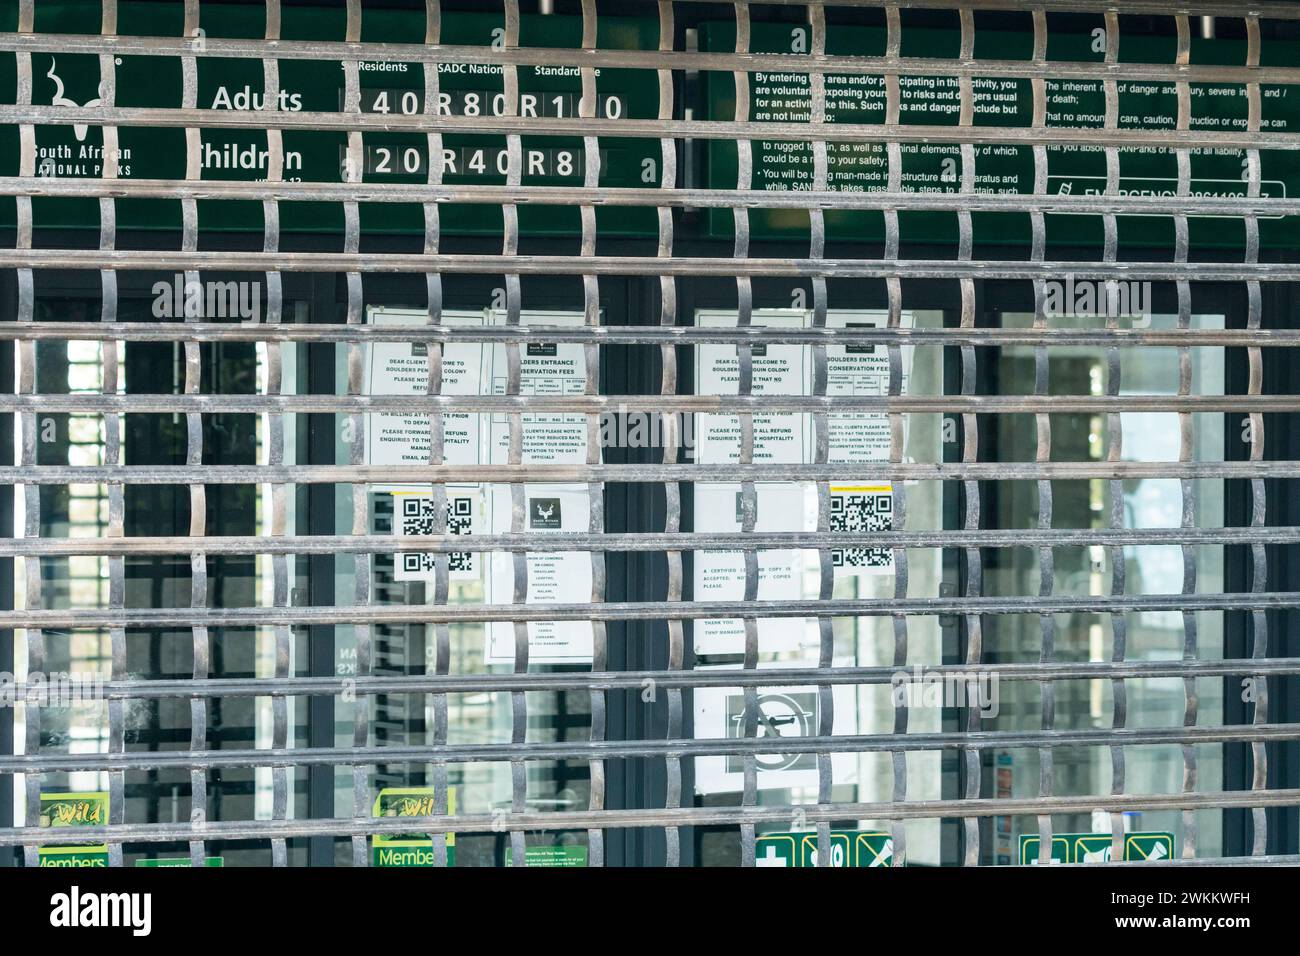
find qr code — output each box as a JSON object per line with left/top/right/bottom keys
{"left": 830, "top": 489, "right": 892, "bottom": 571}
{"left": 399, "top": 495, "right": 474, "bottom": 576}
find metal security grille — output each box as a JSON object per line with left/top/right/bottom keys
{"left": 1, "top": 0, "right": 1300, "bottom": 867}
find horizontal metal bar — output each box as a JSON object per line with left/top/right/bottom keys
{"left": 9, "top": 659, "right": 1299, "bottom": 701}
{"left": 3, "top": 724, "right": 1296, "bottom": 775}
{"left": 7, "top": 393, "right": 1298, "bottom": 415}
{"left": 4, "top": 461, "right": 1300, "bottom": 484}
{"left": 1, "top": 31, "right": 1295, "bottom": 87}
{"left": 4, "top": 249, "right": 1298, "bottom": 282}
{"left": 1085, "top": 855, "right": 1300, "bottom": 867}
{"left": 1, "top": 789, "right": 1298, "bottom": 844}
{"left": 672, "top": 0, "right": 1300, "bottom": 18}
{"left": 7, "top": 104, "right": 1300, "bottom": 152}
{"left": 0, "top": 323, "right": 1292, "bottom": 349}
{"left": 3, "top": 593, "right": 1299, "bottom": 630}
{"left": 4, "top": 176, "right": 1299, "bottom": 219}
{"left": 5, "top": 526, "right": 1297, "bottom": 558}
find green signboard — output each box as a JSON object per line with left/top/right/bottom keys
{"left": 6, "top": 6, "right": 1292, "bottom": 249}
{"left": 504, "top": 844, "right": 588, "bottom": 868}
{"left": 756, "top": 830, "right": 893, "bottom": 867}
{"left": 371, "top": 786, "right": 456, "bottom": 868}
{"left": 701, "top": 20, "right": 1299, "bottom": 248}
{"left": 37, "top": 790, "right": 109, "bottom": 868}
{"left": 135, "top": 856, "right": 224, "bottom": 867}
{"left": 1019, "top": 831, "right": 1175, "bottom": 865}
{"left": 0, "top": 2, "right": 660, "bottom": 236}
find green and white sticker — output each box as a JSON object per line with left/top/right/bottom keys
{"left": 1019, "top": 831, "right": 1174, "bottom": 865}
{"left": 372, "top": 787, "right": 456, "bottom": 867}
{"left": 38, "top": 791, "right": 109, "bottom": 868}
{"left": 756, "top": 830, "right": 894, "bottom": 867}
{"left": 504, "top": 845, "right": 588, "bottom": 868}
{"left": 136, "top": 857, "right": 224, "bottom": 867}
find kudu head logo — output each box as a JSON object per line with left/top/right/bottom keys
{"left": 46, "top": 57, "right": 103, "bottom": 142}
{"left": 528, "top": 497, "right": 561, "bottom": 528}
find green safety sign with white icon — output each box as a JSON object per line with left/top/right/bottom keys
{"left": 756, "top": 831, "right": 894, "bottom": 868}
{"left": 1018, "top": 831, "right": 1175, "bottom": 865}
{"left": 371, "top": 786, "right": 457, "bottom": 867}
{"left": 37, "top": 791, "right": 109, "bottom": 868}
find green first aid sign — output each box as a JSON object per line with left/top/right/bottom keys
{"left": 38, "top": 791, "right": 109, "bottom": 868}
{"left": 1019, "top": 831, "right": 1174, "bottom": 865}
{"left": 372, "top": 786, "right": 456, "bottom": 867}
{"left": 756, "top": 831, "right": 894, "bottom": 867}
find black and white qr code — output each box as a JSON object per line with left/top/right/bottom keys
{"left": 829, "top": 490, "right": 892, "bottom": 570}
{"left": 400, "top": 495, "right": 473, "bottom": 575}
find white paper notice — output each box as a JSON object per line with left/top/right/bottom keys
{"left": 364, "top": 308, "right": 598, "bottom": 656}
{"left": 365, "top": 307, "right": 592, "bottom": 470}
{"left": 692, "top": 308, "right": 910, "bottom": 593}
{"left": 825, "top": 311, "right": 909, "bottom": 577}
{"left": 487, "top": 312, "right": 590, "bottom": 466}
{"left": 692, "top": 664, "right": 859, "bottom": 795}
{"left": 364, "top": 308, "right": 486, "bottom": 471}
{"left": 481, "top": 311, "right": 595, "bottom": 664}
{"left": 694, "top": 309, "right": 808, "bottom": 466}
{"left": 825, "top": 310, "right": 912, "bottom": 465}
{"left": 694, "top": 311, "right": 809, "bottom": 654}
{"left": 691, "top": 482, "right": 812, "bottom": 655}
{"left": 484, "top": 484, "right": 594, "bottom": 665}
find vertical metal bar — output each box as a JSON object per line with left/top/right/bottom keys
{"left": 180, "top": 131, "right": 208, "bottom": 917}
{"left": 342, "top": 0, "right": 369, "bottom": 869}
{"left": 578, "top": 0, "right": 608, "bottom": 869}
{"left": 501, "top": 0, "right": 529, "bottom": 869}
{"left": 884, "top": 0, "right": 902, "bottom": 285}
{"left": 1243, "top": 13, "right": 1269, "bottom": 858}
{"left": 656, "top": 0, "right": 684, "bottom": 870}
{"left": 261, "top": 0, "right": 292, "bottom": 872}
{"left": 730, "top": 0, "right": 759, "bottom": 869}
{"left": 177, "top": 0, "right": 213, "bottom": 870}
{"left": 885, "top": 0, "right": 908, "bottom": 867}
{"left": 15, "top": 0, "right": 39, "bottom": 870}
{"left": 0, "top": 270, "right": 12, "bottom": 864}
{"left": 262, "top": 0, "right": 284, "bottom": 339}
{"left": 1101, "top": 9, "right": 1129, "bottom": 863}
{"left": 807, "top": 2, "right": 834, "bottom": 869}
{"left": 423, "top": 0, "right": 452, "bottom": 870}
{"left": 99, "top": 0, "right": 126, "bottom": 869}
{"left": 956, "top": 4, "right": 982, "bottom": 868}
{"left": 1029, "top": 6, "right": 1057, "bottom": 867}
{"left": 1173, "top": 12, "right": 1199, "bottom": 860}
